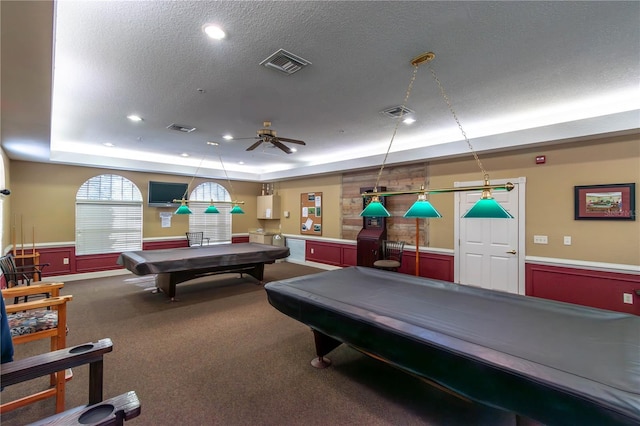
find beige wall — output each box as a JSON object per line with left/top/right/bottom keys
{"left": 272, "top": 175, "right": 342, "bottom": 237}
{"left": 1, "top": 148, "right": 11, "bottom": 252}
{"left": 7, "top": 162, "right": 262, "bottom": 244}
{"left": 425, "top": 134, "right": 639, "bottom": 264}
{"left": 4, "top": 133, "right": 639, "bottom": 266}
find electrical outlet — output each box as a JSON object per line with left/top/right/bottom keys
{"left": 563, "top": 236, "right": 571, "bottom": 245}
{"left": 533, "top": 235, "right": 548, "bottom": 244}
{"left": 623, "top": 293, "right": 633, "bottom": 304}
{"left": 63, "top": 258, "right": 69, "bottom": 265}
{"left": 310, "top": 248, "right": 314, "bottom": 254}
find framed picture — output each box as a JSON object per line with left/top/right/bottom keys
{"left": 574, "top": 183, "right": 636, "bottom": 220}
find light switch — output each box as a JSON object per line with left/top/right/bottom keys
{"left": 623, "top": 293, "right": 633, "bottom": 304}
{"left": 533, "top": 235, "right": 548, "bottom": 244}
{"left": 563, "top": 236, "right": 571, "bottom": 245}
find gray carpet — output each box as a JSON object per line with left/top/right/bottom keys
{"left": 1, "top": 262, "right": 520, "bottom": 425}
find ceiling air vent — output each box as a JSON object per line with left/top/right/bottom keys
{"left": 167, "top": 124, "right": 196, "bottom": 133}
{"left": 260, "top": 49, "right": 311, "bottom": 75}
{"left": 381, "top": 106, "right": 415, "bottom": 118}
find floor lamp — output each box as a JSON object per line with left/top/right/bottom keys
{"left": 403, "top": 194, "right": 442, "bottom": 276}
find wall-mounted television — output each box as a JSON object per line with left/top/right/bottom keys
{"left": 148, "top": 181, "right": 189, "bottom": 207}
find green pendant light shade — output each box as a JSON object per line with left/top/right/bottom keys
{"left": 203, "top": 203, "right": 220, "bottom": 214}
{"left": 230, "top": 204, "right": 245, "bottom": 214}
{"left": 462, "top": 195, "right": 514, "bottom": 219}
{"left": 360, "top": 196, "right": 391, "bottom": 217}
{"left": 403, "top": 194, "right": 442, "bottom": 218}
{"left": 174, "top": 200, "right": 192, "bottom": 215}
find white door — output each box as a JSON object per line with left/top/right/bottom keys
{"left": 454, "top": 177, "right": 525, "bottom": 294}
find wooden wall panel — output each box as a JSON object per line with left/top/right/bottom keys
{"left": 342, "top": 163, "right": 431, "bottom": 244}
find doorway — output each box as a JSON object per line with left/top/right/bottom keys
{"left": 454, "top": 177, "right": 526, "bottom": 294}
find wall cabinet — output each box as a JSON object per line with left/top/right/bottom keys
{"left": 257, "top": 195, "right": 280, "bottom": 219}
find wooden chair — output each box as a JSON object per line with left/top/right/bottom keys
{"left": 1, "top": 338, "right": 141, "bottom": 426}
{"left": 373, "top": 240, "right": 406, "bottom": 272}
{"left": 1, "top": 283, "right": 73, "bottom": 414}
{"left": 0, "top": 253, "right": 51, "bottom": 304}
{"left": 186, "top": 231, "right": 210, "bottom": 247}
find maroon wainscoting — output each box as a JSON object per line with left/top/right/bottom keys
{"left": 143, "top": 240, "right": 188, "bottom": 250}
{"left": 526, "top": 263, "right": 640, "bottom": 315}
{"left": 401, "top": 251, "right": 455, "bottom": 282}
{"left": 306, "top": 240, "right": 357, "bottom": 267}
{"left": 306, "top": 241, "right": 341, "bottom": 266}
{"left": 38, "top": 247, "right": 75, "bottom": 276}
{"left": 36, "top": 239, "right": 187, "bottom": 277}
{"left": 232, "top": 235, "right": 250, "bottom": 243}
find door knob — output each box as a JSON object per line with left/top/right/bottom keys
{"left": 506, "top": 250, "right": 517, "bottom": 254}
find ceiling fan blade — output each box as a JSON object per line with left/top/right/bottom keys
{"left": 276, "top": 137, "right": 306, "bottom": 145}
{"left": 246, "top": 140, "right": 264, "bottom": 151}
{"left": 272, "top": 140, "right": 293, "bottom": 154}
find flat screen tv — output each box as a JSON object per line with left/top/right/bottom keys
{"left": 148, "top": 181, "right": 189, "bottom": 207}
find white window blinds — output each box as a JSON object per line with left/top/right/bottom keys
{"left": 76, "top": 174, "right": 143, "bottom": 255}
{"left": 188, "top": 182, "right": 232, "bottom": 244}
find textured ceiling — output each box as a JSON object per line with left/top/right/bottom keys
{"left": 2, "top": 1, "right": 639, "bottom": 182}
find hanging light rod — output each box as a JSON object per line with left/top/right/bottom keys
{"left": 361, "top": 181, "right": 514, "bottom": 198}
{"left": 172, "top": 199, "right": 245, "bottom": 205}
{"left": 360, "top": 50, "right": 514, "bottom": 219}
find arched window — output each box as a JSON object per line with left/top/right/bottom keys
{"left": 188, "top": 182, "right": 232, "bottom": 244}
{"left": 76, "top": 174, "right": 143, "bottom": 255}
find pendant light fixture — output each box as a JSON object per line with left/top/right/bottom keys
{"left": 216, "top": 145, "right": 244, "bottom": 215}
{"left": 174, "top": 142, "right": 245, "bottom": 214}
{"left": 359, "top": 52, "right": 514, "bottom": 219}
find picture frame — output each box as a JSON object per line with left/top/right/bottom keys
{"left": 574, "top": 183, "right": 636, "bottom": 220}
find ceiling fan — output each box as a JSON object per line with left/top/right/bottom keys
{"left": 243, "top": 121, "right": 306, "bottom": 154}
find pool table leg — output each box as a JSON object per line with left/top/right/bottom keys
{"left": 155, "top": 273, "right": 179, "bottom": 301}
{"left": 310, "top": 329, "right": 342, "bottom": 369}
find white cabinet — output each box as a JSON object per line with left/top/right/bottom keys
{"left": 257, "top": 195, "right": 280, "bottom": 219}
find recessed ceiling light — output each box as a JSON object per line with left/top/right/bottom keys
{"left": 203, "top": 24, "right": 225, "bottom": 40}
{"left": 180, "top": 153, "right": 189, "bottom": 157}
{"left": 103, "top": 142, "right": 114, "bottom": 147}
{"left": 222, "top": 134, "right": 233, "bottom": 140}
{"left": 238, "top": 161, "right": 244, "bottom": 165}
{"left": 206, "top": 141, "right": 219, "bottom": 146}
{"left": 127, "top": 115, "right": 143, "bottom": 122}
{"left": 403, "top": 117, "right": 416, "bottom": 124}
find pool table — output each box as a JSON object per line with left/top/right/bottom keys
{"left": 117, "top": 243, "right": 289, "bottom": 300}
{"left": 264, "top": 266, "right": 640, "bottom": 425}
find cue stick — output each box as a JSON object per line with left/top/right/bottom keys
{"left": 415, "top": 218, "right": 420, "bottom": 276}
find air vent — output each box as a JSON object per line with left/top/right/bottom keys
{"left": 167, "top": 124, "right": 196, "bottom": 133}
{"left": 381, "top": 106, "right": 415, "bottom": 118}
{"left": 260, "top": 49, "right": 311, "bottom": 75}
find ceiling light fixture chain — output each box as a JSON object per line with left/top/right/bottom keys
{"left": 373, "top": 63, "right": 421, "bottom": 191}
{"left": 360, "top": 51, "right": 514, "bottom": 219}
{"left": 182, "top": 155, "right": 207, "bottom": 201}
{"left": 428, "top": 65, "right": 487, "bottom": 178}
